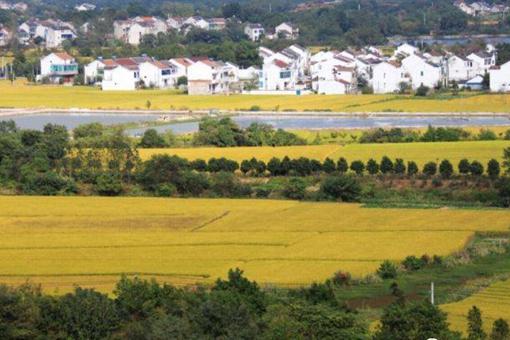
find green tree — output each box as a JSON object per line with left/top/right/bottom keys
{"left": 350, "top": 160, "right": 365, "bottom": 175}
{"left": 377, "top": 260, "right": 398, "bottom": 279}
{"left": 375, "top": 300, "right": 460, "bottom": 340}
{"left": 139, "top": 129, "right": 167, "bottom": 148}
{"left": 439, "top": 159, "right": 454, "bottom": 179}
{"left": 322, "top": 158, "right": 336, "bottom": 173}
{"left": 468, "top": 306, "right": 487, "bottom": 340}
{"left": 337, "top": 157, "right": 348, "bottom": 173}
{"left": 367, "top": 158, "right": 379, "bottom": 175}
{"left": 423, "top": 162, "right": 437, "bottom": 177}
{"left": 380, "top": 156, "right": 394, "bottom": 174}
{"left": 488, "top": 159, "right": 501, "bottom": 180}
{"left": 470, "top": 161, "right": 484, "bottom": 176}
{"left": 503, "top": 148, "right": 510, "bottom": 174}
{"left": 490, "top": 318, "right": 510, "bottom": 340}
{"left": 394, "top": 158, "right": 406, "bottom": 175}
{"left": 407, "top": 161, "right": 419, "bottom": 176}
{"left": 459, "top": 159, "right": 471, "bottom": 175}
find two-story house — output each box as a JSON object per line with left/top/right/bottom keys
{"left": 113, "top": 16, "right": 167, "bottom": 45}
{"left": 372, "top": 61, "right": 409, "bottom": 93}
{"left": 244, "top": 23, "right": 265, "bottom": 41}
{"left": 40, "top": 52, "right": 79, "bottom": 84}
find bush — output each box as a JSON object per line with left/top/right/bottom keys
{"left": 415, "top": 85, "right": 429, "bottom": 96}
{"left": 95, "top": 172, "right": 123, "bottom": 196}
{"left": 283, "top": 177, "right": 308, "bottom": 200}
{"left": 175, "top": 171, "right": 209, "bottom": 196}
{"left": 322, "top": 158, "right": 336, "bottom": 173}
{"left": 402, "top": 256, "right": 426, "bottom": 271}
{"left": 331, "top": 271, "right": 351, "bottom": 286}
{"left": 156, "top": 184, "right": 176, "bottom": 197}
{"left": 320, "top": 175, "right": 361, "bottom": 202}
{"left": 477, "top": 128, "right": 497, "bottom": 141}
{"left": 423, "top": 162, "right": 437, "bottom": 177}
{"left": 377, "top": 260, "right": 398, "bottom": 279}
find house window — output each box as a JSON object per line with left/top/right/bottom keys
{"left": 280, "top": 71, "right": 291, "bottom": 79}
{"left": 134, "top": 72, "right": 139, "bottom": 78}
{"left": 161, "top": 69, "right": 171, "bottom": 76}
{"left": 420, "top": 71, "right": 424, "bottom": 76}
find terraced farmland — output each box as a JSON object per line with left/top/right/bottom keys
{"left": 0, "top": 196, "right": 508, "bottom": 293}
{"left": 140, "top": 140, "right": 510, "bottom": 167}
{"left": 442, "top": 279, "right": 510, "bottom": 334}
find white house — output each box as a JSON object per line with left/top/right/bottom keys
{"left": 317, "top": 79, "right": 353, "bottom": 95}
{"left": 102, "top": 61, "right": 140, "bottom": 91}
{"left": 372, "top": 61, "right": 408, "bottom": 93}
{"left": 462, "top": 74, "right": 484, "bottom": 90}
{"left": 113, "top": 16, "right": 167, "bottom": 45}
{"left": 169, "top": 57, "right": 194, "bottom": 81}
{"left": 275, "top": 22, "right": 299, "bottom": 39}
{"left": 401, "top": 54, "right": 443, "bottom": 89}
{"left": 0, "top": 25, "right": 11, "bottom": 46}
{"left": 489, "top": 61, "right": 510, "bottom": 92}
{"left": 259, "top": 59, "right": 298, "bottom": 91}
{"left": 207, "top": 18, "right": 227, "bottom": 31}
{"left": 40, "top": 52, "right": 78, "bottom": 84}
{"left": 139, "top": 60, "right": 176, "bottom": 88}
{"left": 187, "top": 59, "right": 239, "bottom": 95}
{"left": 167, "top": 17, "right": 185, "bottom": 31}
{"left": 75, "top": 3, "right": 96, "bottom": 11}
{"left": 183, "top": 16, "right": 210, "bottom": 30}
{"left": 447, "top": 55, "right": 474, "bottom": 82}
{"left": 244, "top": 23, "right": 265, "bottom": 41}
{"left": 466, "top": 51, "right": 496, "bottom": 75}
{"left": 19, "top": 19, "right": 76, "bottom": 48}
{"left": 394, "top": 43, "right": 419, "bottom": 58}
{"left": 84, "top": 59, "right": 107, "bottom": 84}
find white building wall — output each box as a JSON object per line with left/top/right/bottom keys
{"left": 102, "top": 66, "right": 139, "bottom": 91}
{"left": 372, "top": 62, "right": 406, "bottom": 94}
{"left": 490, "top": 62, "right": 510, "bottom": 92}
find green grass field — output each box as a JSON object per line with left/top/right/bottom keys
{"left": 140, "top": 140, "right": 510, "bottom": 168}
{"left": 0, "top": 196, "right": 508, "bottom": 293}
{"left": 2, "top": 79, "right": 510, "bottom": 112}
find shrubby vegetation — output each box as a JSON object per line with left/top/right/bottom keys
{"left": 1, "top": 120, "right": 509, "bottom": 206}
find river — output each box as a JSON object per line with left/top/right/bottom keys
{"left": 1, "top": 113, "right": 510, "bottom": 135}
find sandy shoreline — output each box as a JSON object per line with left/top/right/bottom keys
{"left": 0, "top": 108, "right": 509, "bottom": 118}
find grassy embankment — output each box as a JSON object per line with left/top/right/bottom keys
{"left": 2, "top": 79, "right": 510, "bottom": 112}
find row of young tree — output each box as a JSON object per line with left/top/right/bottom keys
{"left": 0, "top": 269, "right": 508, "bottom": 340}
{"left": 145, "top": 154, "right": 507, "bottom": 180}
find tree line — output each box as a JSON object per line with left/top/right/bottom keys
{"left": 0, "top": 269, "right": 508, "bottom": 340}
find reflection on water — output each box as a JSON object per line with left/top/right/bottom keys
{"left": 1, "top": 113, "right": 509, "bottom": 136}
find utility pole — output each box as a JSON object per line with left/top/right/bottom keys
{"left": 430, "top": 282, "right": 435, "bottom": 305}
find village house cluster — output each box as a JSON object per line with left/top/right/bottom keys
{"left": 16, "top": 18, "right": 77, "bottom": 48}
{"left": 38, "top": 41, "right": 510, "bottom": 94}
{"left": 113, "top": 15, "right": 300, "bottom": 45}
{"left": 0, "top": 1, "right": 27, "bottom": 11}
{"left": 454, "top": 0, "right": 509, "bottom": 16}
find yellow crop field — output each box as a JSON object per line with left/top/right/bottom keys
{"left": 442, "top": 279, "right": 510, "bottom": 334}
{"left": 2, "top": 79, "right": 510, "bottom": 112}
{"left": 0, "top": 196, "right": 509, "bottom": 293}
{"left": 140, "top": 140, "right": 510, "bottom": 167}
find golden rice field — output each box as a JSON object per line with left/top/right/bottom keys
{"left": 2, "top": 79, "right": 510, "bottom": 112}
{"left": 140, "top": 140, "right": 510, "bottom": 168}
{"left": 442, "top": 279, "right": 510, "bottom": 334}
{"left": 0, "top": 196, "right": 509, "bottom": 293}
